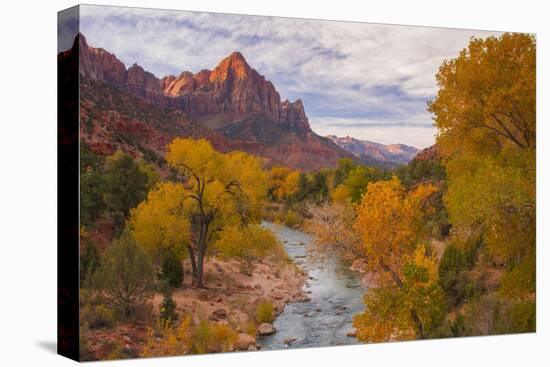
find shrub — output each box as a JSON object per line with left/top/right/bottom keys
{"left": 81, "top": 304, "right": 116, "bottom": 329}
{"left": 496, "top": 300, "right": 536, "bottom": 334}
{"left": 159, "top": 289, "right": 179, "bottom": 325}
{"left": 283, "top": 210, "right": 301, "bottom": 228}
{"left": 191, "top": 320, "right": 237, "bottom": 354}
{"left": 93, "top": 229, "right": 156, "bottom": 318}
{"left": 450, "top": 314, "right": 467, "bottom": 337}
{"left": 141, "top": 316, "right": 193, "bottom": 358}
{"left": 255, "top": 301, "right": 274, "bottom": 324}
{"left": 80, "top": 241, "right": 100, "bottom": 285}
{"left": 241, "top": 320, "right": 257, "bottom": 336}
{"left": 499, "top": 253, "right": 536, "bottom": 300}
{"left": 161, "top": 251, "right": 184, "bottom": 288}
{"left": 439, "top": 245, "right": 467, "bottom": 279}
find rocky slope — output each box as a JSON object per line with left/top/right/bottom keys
{"left": 326, "top": 135, "right": 419, "bottom": 166}
{"left": 412, "top": 144, "right": 440, "bottom": 162}
{"left": 70, "top": 33, "right": 352, "bottom": 170}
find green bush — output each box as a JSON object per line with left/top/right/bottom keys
{"left": 450, "top": 314, "right": 467, "bottom": 337}
{"left": 93, "top": 229, "right": 156, "bottom": 318}
{"left": 80, "top": 241, "right": 100, "bottom": 285}
{"left": 161, "top": 252, "right": 184, "bottom": 288}
{"left": 497, "top": 301, "right": 536, "bottom": 334}
{"left": 81, "top": 304, "right": 116, "bottom": 329}
{"left": 439, "top": 245, "right": 467, "bottom": 279}
{"left": 255, "top": 301, "right": 274, "bottom": 324}
{"left": 159, "top": 289, "right": 178, "bottom": 325}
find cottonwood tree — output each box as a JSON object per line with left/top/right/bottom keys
{"left": 353, "top": 246, "right": 447, "bottom": 342}
{"left": 267, "top": 166, "right": 300, "bottom": 202}
{"left": 429, "top": 32, "right": 536, "bottom": 300}
{"left": 215, "top": 224, "right": 278, "bottom": 275}
{"left": 352, "top": 177, "right": 443, "bottom": 339}
{"left": 429, "top": 33, "right": 535, "bottom": 154}
{"left": 165, "top": 138, "right": 268, "bottom": 287}
{"left": 129, "top": 182, "right": 191, "bottom": 262}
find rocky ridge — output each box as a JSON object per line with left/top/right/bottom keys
{"left": 72, "top": 33, "right": 351, "bottom": 170}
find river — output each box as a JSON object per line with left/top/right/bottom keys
{"left": 259, "top": 221, "right": 367, "bottom": 350}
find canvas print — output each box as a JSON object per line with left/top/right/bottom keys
{"left": 57, "top": 4, "right": 536, "bottom": 361}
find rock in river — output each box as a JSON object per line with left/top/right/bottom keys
{"left": 283, "top": 337, "right": 297, "bottom": 345}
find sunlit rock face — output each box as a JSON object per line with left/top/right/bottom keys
{"left": 73, "top": 33, "right": 352, "bottom": 170}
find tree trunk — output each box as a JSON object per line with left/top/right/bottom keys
{"left": 196, "top": 250, "right": 205, "bottom": 288}
{"left": 410, "top": 309, "right": 425, "bottom": 339}
{"left": 187, "top": 245, "right": 198, "bottom": 287}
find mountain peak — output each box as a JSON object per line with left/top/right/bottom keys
{"left": 228, "top": 51, "right": 246, "bottom": 62}
{"left": 210, "top": 51, "right": 252, "bottom": 82}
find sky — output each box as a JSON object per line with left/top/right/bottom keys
{"left": 72, "top": 5, "right": 502, "bottom": 149}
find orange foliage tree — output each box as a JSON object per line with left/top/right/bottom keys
{"left": 352, "top": 177, "right": 445, "bottom": 340}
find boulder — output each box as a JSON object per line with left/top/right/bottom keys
{"left": 236, "top": 333, "right": 257, "bottom": 351}
{"left": 211, "top": 308, "right": 227, "bottom": 320}
{"left": 283, "top": 337, "right": 297, "bottom": 345}
{"left": 346, "top": 329, "right": 357, "bottom": 337}
{"left": 257, "top": 323, "right": 276, "bottom": 336}
{"left": 350, "top": 258, "right": 368, "bottom": 273}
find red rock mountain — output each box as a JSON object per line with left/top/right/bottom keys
{"left": 71, "top": 33, "right": 352, "bottom": 170}
{"left": 160, "top": 52, "right": 310, "bottom": 131}
{"left": 412, "top": 144, "right": 440, "bottom": 162}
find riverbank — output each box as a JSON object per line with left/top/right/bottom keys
{"left": 152, "top": 255, "right": 308, "bottom": 329}
{"left": 83, "top": 241, "right": 307, "bottom": 358}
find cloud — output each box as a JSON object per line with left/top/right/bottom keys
{"left": 79, "top": 5, "right": 502, "bottom": 148}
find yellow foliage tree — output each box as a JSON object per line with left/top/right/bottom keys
{"left": 353, "top": 177, "right": 437, "bottom": 285}
{"left": 268, "top": 166, "right": 300, "bottom": 201}
{"left": 215, "top": 224, "right": 278, "bottom": 272}
{"left": 165, "top": 138, "right": 268, "bottom": 287}
{"left": 353, "top": 246, "right": 446, "bottom": 341}
{"left": 428, "top": 32, "right": 535, "bottom": 155}
{"left": 429, "top": 32, "right": 536, "bottom": 299}
{"left": 353, "top": 177, "right": 442, "bottom": 339}
{"left": 129, "top": 182, "right": 191, "bottom": 262}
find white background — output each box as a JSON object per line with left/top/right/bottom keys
{"left": 0, "top": 0, "right": 548, "bottom": 365}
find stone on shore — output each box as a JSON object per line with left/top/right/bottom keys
{"left": 211, "top": 308, "right": 227, "bottom": 320}
{"left": 257, "top": 323, "right": 276, "bottom": 336}
{"left": 236, "top": 333, "right": 257, "bottom": 350}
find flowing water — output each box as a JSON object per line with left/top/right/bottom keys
{"left": 259, "top": 221, "right": 368, "bottom": 350}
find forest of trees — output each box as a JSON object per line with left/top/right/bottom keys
{"left": 303, "top": 32, "right": 536, "bottom": 340}
{"left": 78, "top": 32, "right": 535, "bottom": 359}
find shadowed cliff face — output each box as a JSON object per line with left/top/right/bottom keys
{"left": 67, "top": 33, "right": 352, "bottom": 171}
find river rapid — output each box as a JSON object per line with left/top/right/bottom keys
{"left": 259, "top": 221, "right": 367, "bottom": 350}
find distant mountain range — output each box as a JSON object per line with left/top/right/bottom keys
{"left": 326, "top": 135, "right": 419, "bottom": 167}
{"left": 60, "top": 33, "right": 420, "bottom": 171}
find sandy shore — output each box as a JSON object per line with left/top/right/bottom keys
{"left": 152, "top": 255, "right": 307, "bottom": 329}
